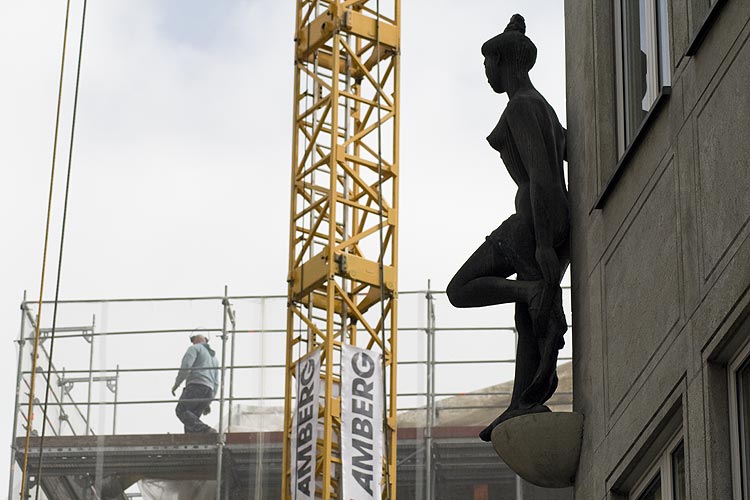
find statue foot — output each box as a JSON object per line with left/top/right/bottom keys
{"left": 479, "top": 404, "right": 551, "bottom": 442}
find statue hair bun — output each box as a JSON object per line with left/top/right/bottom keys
{"left": 505, "top": 14, "right": 526, "bottom": 35}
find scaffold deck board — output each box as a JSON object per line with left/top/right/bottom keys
{"left": 16, "top": 427, "right": 520, "bottom": 499}
{"left": 16, "top": 432, "right": 281, "bottom": 478}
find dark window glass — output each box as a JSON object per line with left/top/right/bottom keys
{"left": 671, "top": 441, "right": 686, "bottom": 500}
{"left": 622, "top": 0, "right": 652, "bottom": 140}
{"left": 637, "top": 475, "right": 662, "bottom": 500}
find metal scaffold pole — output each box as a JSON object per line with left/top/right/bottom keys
{"left": 282, "top": 1, "right": 401, "bottom": 498}
{"left": 85, "top": 316, "right": 95, "bottom": 436}
{"left": 216, "top": 286, "right": 231, "bottom": 499}
{"left": 8, "top": 293, "right": 27, "bottom": 500}
{"left": 425, "top": 281, "right": 435, "bottom": 500}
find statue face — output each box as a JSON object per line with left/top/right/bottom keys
{"left": 484, "top": 56, "right": 508, "bottom": 94}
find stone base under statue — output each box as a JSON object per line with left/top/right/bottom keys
{"left": 490, "top": 411, "right": 583, "bottom": 488}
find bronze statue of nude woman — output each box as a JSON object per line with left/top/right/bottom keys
{"left": 446, "top": 14, "right": 570, "bottom": 442}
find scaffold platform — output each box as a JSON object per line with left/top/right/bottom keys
{"left": 16, "top": 427, "right": 536, "bottom": 499}
{"left": 17, "top": 432, "right": 281, "bottom": 499}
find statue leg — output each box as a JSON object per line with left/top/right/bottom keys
{"left": 451, "top": 218, "right": 569, "bottom": 441}
{"left": 478, "top": 302, "right": 548, "bottom": 442}
{"left": 510, "top": 303, "right": 539, "bottom": 409}
{"left": 447, "top": 239, "right": 537, "bottom": 308}
{"left": 520, "top": 273, "right": 569, "bottom": 408}
{"left": 518, "top": 334, "right": 561, "bottom": 407}
{"left": 477, "top": 244, "right": 568, "bottom": 441}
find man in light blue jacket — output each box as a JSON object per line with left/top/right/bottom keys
{"left": 171, "top": 331, "right": 219, "bottom": 433}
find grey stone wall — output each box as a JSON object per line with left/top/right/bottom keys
{"left": 564, "top": 0, "right": 750, "bottom": 499}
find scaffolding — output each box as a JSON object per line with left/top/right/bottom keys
{"left": 9, "top": 287, "right": 572, "bottom": 500}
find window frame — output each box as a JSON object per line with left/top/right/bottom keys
{"left": 629, "top": 430, "right": 685, "bottom": 500}
{"left": 729, "top": 339, "right": 750, "bottom": 500}
{"left": 613, "top": 0, "right": 672, "bottom": 157}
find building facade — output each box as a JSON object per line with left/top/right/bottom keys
{"left": 565, "top": 0, "right": 750, "bottom": 499}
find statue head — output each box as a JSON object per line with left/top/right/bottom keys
{"left": 481, "top": 14, "right": 537, "bottom": 94}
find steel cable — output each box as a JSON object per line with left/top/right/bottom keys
{"left": 33, "top": 1, "right": 89, "bottom": 498}
{"left": 19, "top": 0, "right": 74, "bottom": 496}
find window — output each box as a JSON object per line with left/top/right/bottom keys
{"left": 636, "top": 476, "right": 661, "bottom": 500}
{"left": 614, "top": 0, "right": 671, "bottom": 155}
{"left": 730, "top": 341, "right": 750, "bottom": 500}
{"left": 671, "top": 441, "right": 686, "bottom": 500}
{"left": 630, "top": 432, "right": 686, "bottom": 500}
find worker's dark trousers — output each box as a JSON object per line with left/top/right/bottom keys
{"left": 175, "top": 384, "right": 214, "bottom": 433}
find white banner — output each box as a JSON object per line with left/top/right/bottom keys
{"left": 341, "top": 344, "right": 384, "bottom": 500}
{"left": 291, "top": 349, "right": 321, "bottom": 500}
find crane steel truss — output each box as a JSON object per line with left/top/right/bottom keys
{"left": 283, "top": 1, "right": 400, "bottom": 499}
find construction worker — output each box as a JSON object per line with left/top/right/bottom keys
{"left": 171, "top": 331, "right": 219, "bottom": 433}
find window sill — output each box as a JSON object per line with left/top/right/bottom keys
{"left": 593, "top": 87, "right": 672, "bottom": 210}
{"left": 686, "top": 0, "right": 728, "bottom": 56}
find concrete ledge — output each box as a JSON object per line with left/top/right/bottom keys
{"left": 490, "top": 412, "right": 583, "bottom": 488}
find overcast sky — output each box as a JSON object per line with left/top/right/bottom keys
{"left": 0, "top": 0, "right": 567, "bottom": 487}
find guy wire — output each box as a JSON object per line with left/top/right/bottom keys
{"left": 19, "top": 0, "right": 74, "bottom": 496}
{"left": 34, "top": 1, "right": 89, "bottom": 498}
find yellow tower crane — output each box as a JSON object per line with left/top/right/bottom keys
{"left": 282, "top": 1, "right": 400, "bottom": 499}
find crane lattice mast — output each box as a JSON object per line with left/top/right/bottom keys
{"left": 282, "top": 1, "right": 400, "bottom": 499}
